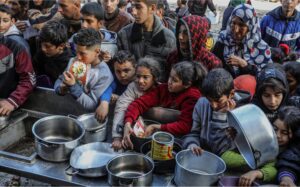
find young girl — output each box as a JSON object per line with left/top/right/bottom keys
{"left": 111, "top": 57, "right": 162, "bottom": 150}
{"left": 253, "top": 64, "right": 289, "bottom": 123}
{"left": 122, "top": 61, "right": 207, "bottom": 150}
{"left": 283, "top": 62, "right": 300, "bottom": 97}
{"left": 275, "top": 106, "right": 300, "bottom": 187}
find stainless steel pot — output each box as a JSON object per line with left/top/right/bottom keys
{"left": 142, "top": 107, "right": 181, "bottom": 124}
{"left": 174, "top": 149, "right": 226, "bottom": 186}
{"left": 32, "top": 115, "right": 85, "bottom": 162}
{"left": 70, "top": 114, "right": 107, "bottom": 144}
{"left": 227, "top": 104, "right": 279, "bottom": 169}
{"left": 130, "top": 119, "right": 160, "bottom": 152}
{"left": 107, "top": 153, "right": 154, "bottom": 186}
{"left": 65, "top": 142, "right": 118, "bottom": 177}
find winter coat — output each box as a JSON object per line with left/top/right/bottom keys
{"left": 104, "top": 9, "right": 133, "bottom": 33}
{"left": 4, "top": 25, "right": 30, "bottom": 54}
{"left": 187, "top": 0, "right": 216, "bottom": 17}
{"left": 0, "top": 36, "right": 36, "bottom": 108}
{"left": 261, "top": 7, "right": 300, "bottom": 52}
{"left": 124, "top": 84, "right": 201, "bottom": 136}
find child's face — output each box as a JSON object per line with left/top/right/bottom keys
{"left": 168, "top": 69, "right": 188, "bottom": 93}
{"left": 273, "top": 118, "right": 292, "bottom": 147}
{"left": 135, "top": 66, "right": 155, "bottom": 92}
{"left": 0, "top": 11, "right": 13, "bottom": 34}
{"left": 103, "top": 0, "right": 119, "bottom": 14}
{"left": 261, "top": 87, "right": 283, "bottom": 111}
{"left": 76, "top": 45, "right": 100, "bottom": 65}
{"left": 286, "top": 72, "right": 297, "bottom": 94}
{"left": 114, "top": 60, "right": 136, "bottom": 85}
{"left": 178, "top": 24, "right": 189, "bottom": 52}
{"left": 81, "top": 14, "right": 103, "bottom": 30}
{"left": 41, "top": 42, "right": 64, "bottom": 57}
{"left": 280, "top": 0, "right": 299, "bottom": 16}
{"left": 131, "top": 0, "right": 154, "bottom": 24}
{"left": 207, "top": 92, "right": 234, "bottom": 111}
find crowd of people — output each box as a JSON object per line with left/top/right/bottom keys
{"left": 0, "top": 0, "right": 300, "bottom": 186}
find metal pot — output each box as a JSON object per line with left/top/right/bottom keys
{"left": 70, "top": 114, "right": 107, "bottom": 144}
{"left": 140, "top": 139, "right": 182, "bottom": 174}
{"left": 227, "top": 104, "right": 279, "bottom": 169}
{"left": 218, "top": 176, "right": 259, "bottom": 187}
{"left": 130, "top": 119, "right": 160, "bottom": 152}
{"left": 174, "top": 149, "right": 226, "bottom": 186}
{"left": 142, "top": 107, "right": 180, "bottom": 124}
{"left": 107, "top": 153, "right": 154, "bottom": 186}
{"left": 32, "top": 115, "right": 85, "bottom": 162}
{"left": 0, "top": 115, "right": 9, "bottom": 131}
{"left": 65, "top": 142, "right": 118, "bottom": 177}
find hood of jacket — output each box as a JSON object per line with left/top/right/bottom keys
{"left": 268, "top": 6, "right": 300, "bottom": 21}
{"left": 4, "top": 25, "right": 22, "bottom": 37}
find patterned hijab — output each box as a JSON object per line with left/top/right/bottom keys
{"left": 218, "top": 4, "right": 272, "bottom": 71}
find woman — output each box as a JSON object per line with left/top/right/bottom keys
{"left": 212, "top": 4, "right": 272, "bottom": 78}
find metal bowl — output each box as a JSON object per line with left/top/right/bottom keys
{"left": 227, "top": 104, "right": 279, "bottom": 169}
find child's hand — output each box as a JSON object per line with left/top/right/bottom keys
{"left": 280, "top": 176, "right": 296, "bottom": 187}
{"left": 110, "top": 94, "right": 119, "bottom": 104}
{"left": 239, "top": 170, "right": 263, "bottom": 187}
{"left": 63, "top": 71, "right": 76, "bottom": 86}
{"left": 95, "top": 101, "right": 109, "bottom": 123}
{"left": 188, "top": 144, "right": 204, "bottom": 156}
{"left": 122, "top": 122, "right": 134, "bottom": 150}
{"left": 218, "top": 99, "right": 236, "bottom": 113}
{"left": 226, "top": 127, "right": 237, "bottom": 140}
{"left": 0, "top": 100, "right": 15, "bottom": 116}
{"left": 227, "top": 55, "right": 248, "bottom": 68}
{"left": 112, "top": 137, "right": 123, "bottom": 151}
{"left": 15, "top": 21, "right": 28, "bottom": 32}
{"left": 144, "top": 124, "right": 161, "bottom": 137}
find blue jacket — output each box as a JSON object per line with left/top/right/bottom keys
{"left": 260, "top": 7, "right": 300, "bottom": 51}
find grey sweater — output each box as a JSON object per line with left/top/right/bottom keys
{"left": 54, "top": 58, "right": 113, "bottom": 111}
{"left": 183, "top": 97, "right": 235, "bottom": 155}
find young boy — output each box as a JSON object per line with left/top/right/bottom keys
{"left": 0, "top": 4, "right": 30, "bottom": 53}
{"left": 95, "top": 50, "right": 136, "bottom": 121}
{"left": 0, "top": 34, "right": 35, "bottom": 116}
{"left": 33, "top": 20, "right": 73, "bottom": 87}
{"left": 54, "top": 28, "right": 113, "bottom": 111}
{"left": 260, "top": 0, "right": 300, "bottom": 51}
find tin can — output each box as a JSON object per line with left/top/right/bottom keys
{"left": 151, "top": 132, "right": 174, "bottom": 160}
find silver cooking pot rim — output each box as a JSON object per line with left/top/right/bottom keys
{"left": 175, "top": 150, "right": 226, "bottom": 176}
{"left": 32, "top": 115, "right": 85, "bottom": 144}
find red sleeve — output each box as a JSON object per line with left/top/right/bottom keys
{"left": 8, "top": 50, "right": 36, "bottom": 108}
{"left": 160, "top": 94, "right": 200, "bottom": 136}
{"left": 124, "top": 86, "right": 161, "bottom": 125}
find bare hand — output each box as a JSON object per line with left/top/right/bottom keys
{"left": 0, "top": 100, "right": 15, "bottom": 116}
{"left": 122, "top": 123, "right": 133, "bottom": 150}
{"left": 112, "top": 137, "right": 123, "bottom": 151}
{"left": 239, "top": 170, "right": 263, "bottom": 187}
{"left": 15, "top": 21, "right": 28, "bottom": 32}
{"left": 188, "top": 144, "right": 204, "bottom": 156}
{"left": 218, "top": 99, "right": 236, "bottom": 113}
{"left": 110, "top": 94, "right": 119, "bottom": 104}
{"left": 95, "top": 101, "right": 109, "bottom": 123}
{"left": 63, "top": 71, "right": 76, "bottom": 86}
{"left": 280, "top": 176, "right": 297, "bottom": 187}
{"left": 144, "top": 124, "right": 161, "bottom": 137}
{"left": 227, "top": 55, "right": 248, "bottom": 68}
{"left": 100, "top": 51, "right": 112, "bottom": 63}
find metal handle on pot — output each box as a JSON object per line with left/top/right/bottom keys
{"left": 92, "top": 125, "right": 106, "bottom": 133}
{"left": 119, "top": 178, "right": 134, "bottom": 187}
{"left": 65, "top": 165, "right": 79, "bottom": 175}
{"left": 37, "top": 139, "right": 59, "bottom": 148}
{"left": 67, "top": 114, "right": 78, "bottom": 119}
{"left": 254, "top": 150, "right": 261, "bottom": 164}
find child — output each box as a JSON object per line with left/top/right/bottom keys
{"left": 111, "top": 57, "right": 162, "bottom": 150}
{"left": 175, "top": 0, "right": 189, "bottom": 18}
{"left": 95, "top": 50, "right": 136, "bottom": 122}
{"left": 122, "top": 61, "right": 207, "bottom": 149}
{"left": 54, "top": 28, "right": 113, "bottom": 111}
{"left": 276, "top": 106, "right": 300, "bottom": 187}
{"left": 253, "top": 64, "right": 289, "bottom": 123}
{"left": 33, "top": 20, "right": 72, "bottom": 87}
{"left": 283, "top": 62, "right": 300, "bottom": 97}
{"left": 0, "top": 4, "right": 30, "bottom": 53}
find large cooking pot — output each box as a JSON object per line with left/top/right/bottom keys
{"left": 32, "top": 115, "right": 85, "bottom": 162}
{"left": 140, "top": 139, "right": 182, "bottom": 174}
{"left": 227, "top": 104, "right": 279, "bottom": 169}
{"left": 75, "top": 114, "right": 107, "bottom": 144}
{"left": 174, "top": 149, "right": 226, "bottom": 186}
{"left": 65, "top": 142, "right": 118, "bottom": 177}
{"left": 130, "top": 119, "right": 160, "bottom": 152}
{"left": 107, "top": 153, "right": 154, "bottom": 186}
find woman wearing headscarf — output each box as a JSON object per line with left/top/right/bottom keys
{"left": 212, "top": 4, "right": 272, "bottom": 78}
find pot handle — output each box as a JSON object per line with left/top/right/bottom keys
{"left": 67, "top": 114, "right": 78, "bottom": 119}
{"left": 254, "top": 150, "right": 261, "bottom": 163}
{"left": 91, "top": 125, "right": 106, "bottom": 133}
{"left": 65, "top": 165, "right": 79, "bottom": 175}
{"left": 119, "top": 178, "right": 134, "bottom": 186}
{"left": 37, "top": 139, "right": 59, "bottom": 148}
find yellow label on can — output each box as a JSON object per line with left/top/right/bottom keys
{"left": 151, "top": 132, "right": 174, "bottom": 160}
